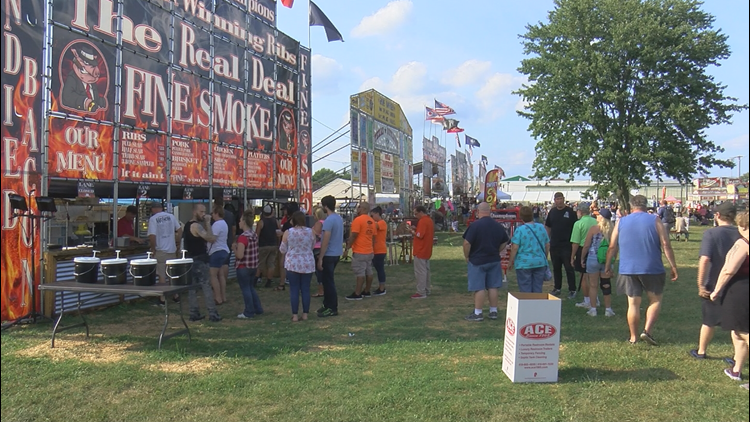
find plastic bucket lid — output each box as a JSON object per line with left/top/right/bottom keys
{"left": 74, "top": 257, "right": 101, "bottom": 264}
{"left": 130, "top": 258, "right": 157, "bottom": 266}
{"left": 166, "top": 258, "right": 193, "bottom": 265}
{"left": 101, "top": 258, "right": 128, "bottom": 265}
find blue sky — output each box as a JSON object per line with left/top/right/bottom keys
{"left": 276, "top": 0, "right": 749, "bottom": 181}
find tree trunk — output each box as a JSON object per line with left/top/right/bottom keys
{"left": 616, "top": 182, "right": 631, "bottom": 214}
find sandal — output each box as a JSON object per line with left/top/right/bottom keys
{"left": 312, "top": 293, "right": 324, "bottom": 297}
{"left": 273, "top": 285, "right": 286, "bottom": 291}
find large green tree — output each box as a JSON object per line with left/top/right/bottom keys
{"left": 516, "top": 0, "right": 746, "bottom": 210}
{"left": 312, "top": 168, "right": 351, "bottom": 190}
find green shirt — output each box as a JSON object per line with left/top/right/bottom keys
{"left": 570, "top": 215, "right": 597, "bottom": 246}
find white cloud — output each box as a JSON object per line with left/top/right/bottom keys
{"left": 722, "top": 134, "right": 749, "bottom": 149}
{"left": 311, "top": 55, "right": 344, "bottom": 96}
{"left": 312, "top": 54, "right": 342, "bottom": 78}
{"left": 358, "top": 62, "right": 435, "bottom": 115}
{"left": 351, "top": 0, "right": 413, "bottom": 38}
{"left": 442, "top": 60, "right": 492, "bottom": 87}
{"left": 474, "top": 72, "right": 527, "bottom": 121}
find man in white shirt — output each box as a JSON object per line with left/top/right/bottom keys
{"left": 147, "top": 201, "right": 182, "bottom": 287}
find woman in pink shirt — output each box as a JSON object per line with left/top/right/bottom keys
{"left": 279, "top": 211, "right": 316, "bottom": 321}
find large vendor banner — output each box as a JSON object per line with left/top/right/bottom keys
{"left": 298, "top": 47, "right": 312, "bottom": 213}
{"left": 2, "top": 0, "right": 45, "bottom": 321}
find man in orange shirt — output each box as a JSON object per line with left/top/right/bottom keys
{"left": 410, "top": 205, "right": 434, "bottom": 299}
{"left": 344, "top": 202, "right": 376, "bottom": 300}
{"left": 370, "top": 206, "right": 388, "bottom": 295}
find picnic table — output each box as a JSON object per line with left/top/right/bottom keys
{"left": 38, "top": 282, "right": 199, "bottom": 349}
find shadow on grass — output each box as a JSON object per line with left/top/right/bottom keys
{"left": 558, "top": 366, "right": 680, "bottom": 383}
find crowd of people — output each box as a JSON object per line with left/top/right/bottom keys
{"left": 146, "top": 191, "right": 747, "bottom": 390}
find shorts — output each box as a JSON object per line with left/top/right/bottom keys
{"left": 209, "top": 250, "right": 229, "bottom": 268}
{"left": 351, "top": 252, "right": 374, "bottom": 277}
{"left": 258, "top": 246, "right": 277, "bottom": 272}
{"left": 153, "top": 250, "right": 175, "bottom": 284}
{"left": 223, "top": 251, "right": 232, "bottom": 266}
{"left": 585, "top": 256, "right": 604, "bottom": 274}
{"left": 701, "top": 297, "right": 722, "bottom": 327}
{"left": 467, "top": 261, "right": 503, "bottom": 291}
{"left": 574, "top": 248, "right": 585, "bottom": 273}
{"left": 617, "top": 273, "right": 666, "bottom": 297}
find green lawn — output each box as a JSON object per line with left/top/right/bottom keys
{"left": 2, "top": 225, "right": 748, "bottom": 422}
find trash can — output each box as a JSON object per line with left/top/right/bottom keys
{"left": 502, "top": 292, "right": 562, "bottom": 383}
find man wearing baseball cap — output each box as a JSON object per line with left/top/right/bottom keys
{"left": 255, "top": 205, "right": 280, "bottom": 287}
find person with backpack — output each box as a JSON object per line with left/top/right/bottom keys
{"left": 658, "top": 200, "right": 676, "bottom": 234}
{"left": 580, "top": 208, "right": 616, "bottom": 317}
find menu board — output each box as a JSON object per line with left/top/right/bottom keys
{"left": 170, "top": 139, "right": 209, "bottom": 185}
{"left": 118, "top": 130, "right": 167, "bottom": 182}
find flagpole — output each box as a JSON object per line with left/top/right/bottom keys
{"left": 308, "top": 0, "right": 311, "bottom": 47}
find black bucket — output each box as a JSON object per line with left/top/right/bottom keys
{"left": 130, "top": 258, "right": 157, "bottom": 286}
{"left": 74, "top": 257, "right": 100, "bottom": 284}
{"left": 101, "top": 258, "right": 128, "bottom": 285}
{"left": 166, "top": 257, "right": 193, "bottom": 286}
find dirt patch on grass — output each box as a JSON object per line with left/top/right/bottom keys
{"left": 15, "top": 336, "right": 133, "bottom": 363}
{"left": 145, "top": 357, "right": 226, "bottom": 374}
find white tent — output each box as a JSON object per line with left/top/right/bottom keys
{"left": 313, "top": 178, "right": 368, "bottom": 204}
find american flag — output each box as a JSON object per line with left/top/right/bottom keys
{"left": 455, "top": 133, "right": 461, "bottom": 148}
{"left": 494, "top": 165, "right": 506, "bottom": 179}
{"left": 434, "top": 100, "right": 455, "bottom": 115}
{"left": 481, "top": 155, "right": 488, "bottom": 167}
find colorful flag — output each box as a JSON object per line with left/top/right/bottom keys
{"left": 310, "top": 1, "right": 344, "bottom": 42}
{"left": 281, "top": 0, "right": 294, "bottom": 7}
{"left": 434, "top": 100, "right": 455, "bottom": 115}
{"left": 481, "top": 155, "right": 488, "bottom": 166}
{"left": 465, "top": 135, "right": 480, "bottom": 148}
{"left": 441, "top": 118, "right": 459, "bottom": 131}
{"left": 455, "top": 133, "right": 461, "bottom": 148}
{"left": 425, "top": 107, "right": 443, "bottom": 121}
{"left": 494, "top": 165, "right": 506, "bottom": 179}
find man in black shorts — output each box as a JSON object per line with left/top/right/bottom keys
{"left": 690, "top": 202, "right": 740, "bottom": 359}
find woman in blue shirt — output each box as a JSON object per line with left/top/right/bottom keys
{"left": 509, "top": 206, "right": 550, "bottom": 293}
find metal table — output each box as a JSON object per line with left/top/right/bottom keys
{"left": 38, "top": 282, "right": 199, "bottom": 349}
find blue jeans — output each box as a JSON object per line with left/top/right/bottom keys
{"left": 237, "top": 267, "right": 263, "bottom": 317}
{"left": 372, "top": 253, "right": 386, "bottom": 286}
{"left": 288, "top": 271, "right": 313, "bottom": 314}
{"left": 515, "top": 266, "right": 547, "bottom": 293}
{"left": 321, "top": 256, "right": 339, "bottom": 312}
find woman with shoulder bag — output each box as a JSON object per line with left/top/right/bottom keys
{"left": 509, "top": 206, "right": 551, "bottom": 293}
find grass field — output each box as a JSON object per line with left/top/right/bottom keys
{"left": 2, "top": 225, "right": 748, "bottom": 422}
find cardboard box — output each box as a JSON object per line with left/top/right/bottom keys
{"left": 502, "top": 292, "right": 562, "bottom": 383}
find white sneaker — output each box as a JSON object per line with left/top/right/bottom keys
{"left": 586, "top": 307, "right": 597, "bottom": 317}
{"left": 605, "top": 309, "right": 616, "bottom": 317}
{"left": 575, "top": 301, "right": 590, "bottom": 308}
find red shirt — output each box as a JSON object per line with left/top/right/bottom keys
{"left": 117, "top": 216, "right": 135, "bottom": 237}
{"left": 413, "top": 215, "right": 434, "bottom": 260}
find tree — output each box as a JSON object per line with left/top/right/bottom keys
{"left": 516, "top": 0, "right": 747, "bottom": 211}
{"left": 742, "top": 172, "right": 749, "bottom": 184}
{"left": 312, "top": 168, "right": 351, "bottom": 190}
